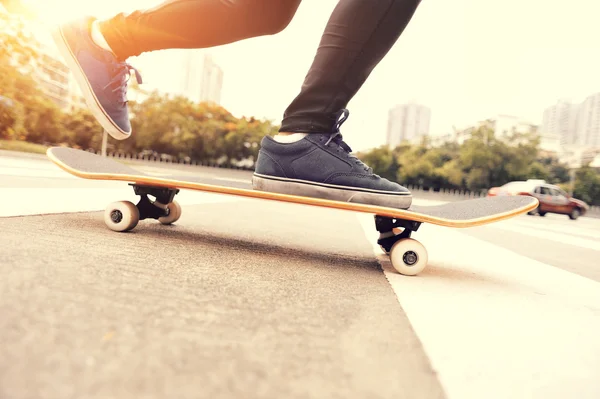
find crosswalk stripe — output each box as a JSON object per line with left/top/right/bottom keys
{"left": 0, "top": 188, "right": 246, "bottom": 218}
{"left": 487, "top": 223, "right": 599, "bottom": 251}
{"left": 357, "top": 214, "right": 600, "bottom": 399}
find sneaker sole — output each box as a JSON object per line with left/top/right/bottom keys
{"left": 51, "top": 26, "right": 131, "bottom": 141}
{"left": 252, "top": 174, "right": 412, "bottom": 209}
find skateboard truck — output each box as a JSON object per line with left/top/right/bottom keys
{"left": 130, "top": 184, "right": 180, "bottom": 221}
{"left": 374, "top": 215, "right": 421, "bottom": 253}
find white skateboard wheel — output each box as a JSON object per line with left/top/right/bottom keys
{"left": 104, "top": 201, "right": 140, "bottom": 232}
{"left": 389, "top": 238, "right": 428, "bottom": 276}
{"left": 158, "top": 201, "right": 182, "bottom": 225}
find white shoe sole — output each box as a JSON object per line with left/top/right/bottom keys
{"left": 252, "top": 174, "right": 413, "bottom": 209}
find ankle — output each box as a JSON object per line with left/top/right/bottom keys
{"left": 273, "top": 132, "right": 308, "bottom": 143}
{"left": 91, "top": 20, "right": 116, "bottom": 55}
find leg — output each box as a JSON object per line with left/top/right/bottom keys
{"left": 253, "top": 0, "right": 422, "bottom": 209}
{"left": 52, "top": 0, "right": 301, "bottom": 139}
{"left": 281, "top": 0, "right": 422, "bottom": 133}
{"left": 100, "top": 0, "right": 302, "bottom": 61}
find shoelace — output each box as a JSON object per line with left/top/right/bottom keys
{"left": 324, "top": 109, "right": 373, "bottom": 173}
{"left": 102, "top": 62, "right": 143, "bottom": 105}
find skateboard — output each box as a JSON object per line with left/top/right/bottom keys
{"left": 47, "top": 147, "right": 539, "bottom": 276}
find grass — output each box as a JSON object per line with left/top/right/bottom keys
{"left": 0, "top": 140, "right": 48, "bottom": 154}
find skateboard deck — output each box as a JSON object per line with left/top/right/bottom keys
{"left": 47, "top": 147, "right": 538, "bottom": 276}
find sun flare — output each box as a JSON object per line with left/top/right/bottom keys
{"left": 18, "top": 0, "right": 158, "bottom": 25}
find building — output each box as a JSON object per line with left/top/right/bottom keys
{"left": 134, "top": 50, "right": 223, "bottom": 105}
{"left": 33, "top": 49, "right": 71, "bottom": 109}
{"left": 489, "top": 114, "right": 537, "bottom": 137}
{"left": 428, "top": 132, "right": 454, "bottom": 147}
{"left": 558, "top": 145, "right": 587, "bottom": 168}
{"left": 199, "top": 54, "right": 224, "bottom": 105}
{"left": 541, "top": 100, "right": 579, "bottom": 145}
{"left": 179, "top": 50, "right": 204, "bottom": 103}
{"left": 386, "top": 102, "right": 431, "bottom": 148}
{"left": 459, "top": 115, "right": 537, "bottom": 144}
{"left": 576, "top": 92, "right": 600, "bottom": 148}
{"left": 541, "top": 100, "right": 579, "bottom": 146}
{"left": 31, "top": 28, "right": 85, "bottom": 111}
{"left": 1, "top": 5, "right": 84, "bottom": 110}
{"left": 541, "top": 93, "right": 600, "bottom": 148}
{"left": 537, "top": 132, "right": 561, "bottom": 154}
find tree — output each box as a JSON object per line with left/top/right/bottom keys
{"left": 573, "top": 165, "right": 600, "bottom": 206}
{"left": 356, "top": 123, "right": 556, "bottom": 194}
{"left": 537, "top": 155, "right": 570, "bottom": 184}
{"left": 61, "top": 108, "right": 104, "bottom": 150}
{"left": 357, "top": 145, "right": 399, "bottom": 181}
{"left": 0, "top": 97, "right": 19, "bottom": 139}
{"left": 114, "top": 92, "right": 280, "bottom": 165}
{"left": 527, "top": 162, "right": 550, "bottom": 181}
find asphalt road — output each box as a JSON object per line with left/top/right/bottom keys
{"left": 1, "top": 150, "right": 599, "bottom": 399}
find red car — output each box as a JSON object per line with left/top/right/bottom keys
{"left": 487, "top": 180, "right": 589, "bottom": 220}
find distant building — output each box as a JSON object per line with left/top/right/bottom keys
{"left": 133, "top": 50, "right": 223, "bottom": 105}
{"left": 541, "top": 100, "right": 579, "bottom": 146}
{"left": 488, "top": 114, "right": 537, "bottom": 137}
{"left": 537, "top": 132, "right": 561, "bottom": 154}
{"left": 459, "top": 115, "right": 537, "bottom": 144}
{"left": 445, "top": 115, "right": 540, "bottom": 149}
{"left": 556, "top": 144, "right": 600, "bottom": 169}
{"left": 428, "top": 132, "right": 454, "bottom": 147}
{"left": 576, "top": 92, "right": 600, "bottom": 148}
{"left": 199, "top": 54, "right": 223, "bottom": 105}
{"left": 386, "top": 102, "right": 431, "bottom": 148}
{"left": 33, "top": 49, "right": 71, "bottom": 109}
{"left": 1, "top": 6, "right": 84, "bottom": 110}
{"left": 179, "top": 50, "right": 204, "bottom": 103}
{"left": 541, "top": 93, "right": 600, "bottom": 149}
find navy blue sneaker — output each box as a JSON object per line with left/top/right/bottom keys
{"left": 52, "top": 17, "right": 141, "bottom": 140}
{"left": 252, "top": 109, "right": 412, "bottom": 209}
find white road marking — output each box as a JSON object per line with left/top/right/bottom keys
{"left": 0, "top": 188, "right": 246, "bottom": 217}
{"left": 501, "top": 217, "right": 600, "bottom": 241}
{"left": 0, "top": 155, "right": 253, "bottom": 218}
{"left": 487, "top": 222, "right": 599, "bottom": 251}
{"left": 0, "top": 166, "right": 78, "bottom": 179}
{"left": 358, "top": 214, "right": 600, "bottom": 399}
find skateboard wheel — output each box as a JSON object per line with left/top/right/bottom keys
{"left": 389, "top": 238, "right": 428, "bottom": 276}
{"left": 104, "top": 201, "right": 140, "bottom": 232}
{"left": 158, "top": 201, "right": 182, "bottom": 225}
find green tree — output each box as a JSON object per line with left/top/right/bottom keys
{"left": 527, "top": 162, "right": 550, "bottom": 181}
{"left": 62, "top": 108, "right": 104, "bottom": 150}
{"left": 357, "top": 123, "right": 551, "bottom": 193}
{"left": 573, "top": 165, "right": 600, "bottom": 206}
{"left": 20, "top": 97, "right": 63, "bottom": 144}
{"left": 357, "top": 145, "right": 399, "bottom": 181}
{"left": 121, "top": 92, "right": 279, "bottom": 165}
{"left": 537, "top": 155, "right": 570, "bottom": 184}
{"left": 0, "top": 97, "right": 19, "bottom": 139}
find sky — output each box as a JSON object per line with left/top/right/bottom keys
{"left": 21, "top": 0, "right": 600, "bottom": 151}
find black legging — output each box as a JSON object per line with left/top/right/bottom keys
{"left": 100, "top": 0, "right": 422, "bottom": 133}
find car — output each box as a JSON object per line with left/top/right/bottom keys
{"left": 487, "top": 179, "right": 589, "bottom": 220}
